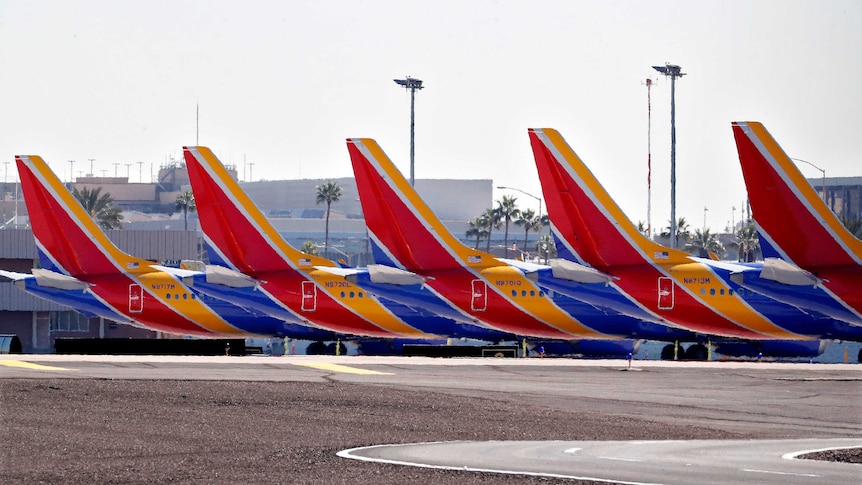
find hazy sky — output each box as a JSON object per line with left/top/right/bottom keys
{"left": 2, "top": 1, "right": 860, "bottom": 233}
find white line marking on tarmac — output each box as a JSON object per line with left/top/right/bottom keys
{"left": 782, "top": 445, "right": 862, "bottom": 460}
{"left": 563, "top": 447, "right": 581, "bottom": 454}
{"left": 742, "top": 469, "right": 820, "bottom": 477}
{"left": 338, "top": 443, "right": 664, "bottom": 485}
{"left": 600, "top": 456, "right": 642, "bottom": 462}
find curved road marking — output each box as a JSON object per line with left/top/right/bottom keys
{"left": 339, "top": 439, "right": 862, "bottom": 485}
{"left": 338, "top": 442, "right": 661, "bottom": 485}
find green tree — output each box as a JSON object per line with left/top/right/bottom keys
{"left": 315, "top": 180, "right": 343, "bottom": 259}
{"left": 466, "top": 216, "right": 489, "bottom": 250}
{"left": 175, "top": 190, "right": 196, "bottom": 231}
{"left": 636, "top": 221, "right": 650, "bottom": 238}
{"left": 687, "top": 228, "right": 725, "bottom": 259}
{"left": 737, "top": 219, "right": 760, "bottom": 262}
{"left": 839, "top": 215, "right": 862, "bottom": 239}
{"left": 660, "top": 217, "right": 692, "bottom": 247}
{"left": 72, "top": 186, "right": 123, "bottom": 230}
{"left": 496, "top": 195, "right": 520, "bottom": 258}
{"left": 514, "top": 208, "right": 540, "bottom": 257}
{"left": 482, "top": 207, "right": 502, "bottom": 253}
{"left": 300, "top": 240, "right": 319, "bottom": 256}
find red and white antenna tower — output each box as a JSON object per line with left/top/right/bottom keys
{"left": 645, "top": 78, "right": 654, "bottom": 239}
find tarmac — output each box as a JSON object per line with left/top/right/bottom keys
{"left": 1, "top": 355, "right": 860, "bottom": 484}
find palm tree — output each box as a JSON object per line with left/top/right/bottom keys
{"left": 482, "top": 207, "right": 502, "bottom": 253}
{"left": 839, "top": 215, "right": 862, "bottom": 239}
{"left": 514, "top": 208, "right": 539, "bottom": 257}
{"left": 660, "top": 217, "right": 692, "bottom": 247}
{"left": 737, "top": 219, "right": 760, "bottom": 262}
{"left": 687, "top": 228, "right": 724, "bottom": 259}
{"left": 315, "top": 180, "right": 342, "bottom": 259}
{"left": 496, "top": 195, "right": 520, "bottom": 258}
{"left": 175, "top": 190, "right": 196, "bottom": 231}
{"left": 466, "top": 217, "right": 489, "bottom": 249}
{"left": 72, "top": 186, "right": 123, "bottom": 230}
{"left": 300, "top": 240, "right": 319, "bottom": 256}
{"left": 636, "top": 221, "right": 650, "bottom": 238}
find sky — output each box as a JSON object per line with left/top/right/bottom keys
{"left": 1, "top": 0, "right": 860, "bottom": 234}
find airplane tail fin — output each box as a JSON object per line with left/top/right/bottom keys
{"left": 16, "top": 155, "right": 151, "bottom": 277}
{"left": 183, "top": 147, "right": 333, "bottom": 273}
{"left": 346, "top": 138, "right": 504, "bottom": 271}
{"left": 732, "top": 122, "right": 862, "bottom": 268}
{"left": 528, "top": 128, "right": 691, "bottom": 269}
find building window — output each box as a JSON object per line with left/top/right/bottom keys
{"left": 49, "top": 311, "right": 91, "bottom": 332}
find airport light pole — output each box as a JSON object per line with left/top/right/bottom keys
{"left": 393, "top": 76, "right": 423, "bottom": 186}
{"left": 791, "top": 158, "right": 827, "bottom": 203}
{"left": 652, "top": 63, "right": 686, "bottom": 248}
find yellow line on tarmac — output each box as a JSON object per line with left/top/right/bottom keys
{"left": 0, "top": 360, "right": 75, "bottom": 371}
{"left": 293, "top": 362, "right": 392, "bottom": 375}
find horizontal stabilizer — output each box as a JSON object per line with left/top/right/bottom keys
{"left": 150, "top": 265, "right": 199, "bottom": 278}
{"left": 367, "top": 264, "right": 427, "bottom": 285}
{"left": 496, "top": 258, "right": 547, "bottom": 273}
{"left": 31, "top": 268, "right": 90, "bottom": 290}
{"left": 759, "top": 258, "right": 820, "bottom": 286}
{"left": 205, "top": 265, "right": 257, "bottom": 288}
{"left": 550, "top": 258, "right": 615, "bottom": 284}
{"left": 0, "top": 270, "right": 31, "bottom": 282}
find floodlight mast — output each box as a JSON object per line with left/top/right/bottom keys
{"left": 652, "top": 63, "right": 686, "bottom": 248}
{"left": 393, "top": 76, "right": 424, "bottom": 186}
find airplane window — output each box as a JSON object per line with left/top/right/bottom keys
{"left": 166, "top": 293, "right": 171, "bottom": 299}
{"left": 191, "top": 294, "right": 196, "bottom": 299}
{"left": 530, "top": 290, "right": 535, "bottom": 297}
{"left": 358, "top": 292, "right": 363, "bottom": 298}
{"left": 729, "top": 288, "right": 734, "bottom": 296}
{"left": 521, "top": 290, "right": 527, "bottom": 297}
{"left": 340, "top": 291, "right": 345, "bottom": 298}
{"left": 175, "top": 294, "right": 180, "bottom": 300}
{"left": 700, "top": 288, "right": 706, "bottom": 295}
{"left": 539, "top": 291, "right": 544, "bottom": 297}
{"left": 719, "top": 289, "right": 725, "bottom": 296}
{"left": 349, "top": 291, "right": 355, "bottom": 298}
{"left": 511, "top": 290, "right": 517, "bottom": 297}
{"left": 183, "top": 293, "right": 188, "bottom": 299}
{"left": 710, "top": 288, "right": 716, "bottom": 296}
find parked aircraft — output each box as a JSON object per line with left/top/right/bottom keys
{"left": 181, "top": 146, "right": 507, "bottom": 341}
{"left": 528, "top": 127, "right": 855, "bottom": 346}
{"left": 345, "top": 137, "right": 694, "bottom": 343}
{"left": 731, "top": 121, "right": 862, "bottom": 325}
{"left": 8, "top": 155, "right": 337, "bottom": 340}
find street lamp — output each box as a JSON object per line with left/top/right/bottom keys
{"left": 393, "top": 76, "right": 423, "bottom": 186}
{"left": 652, "top": 63, "right": 686, "bottom": 248}
{"left": 791, "top": 158, "right": 827, "bottom": 203}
